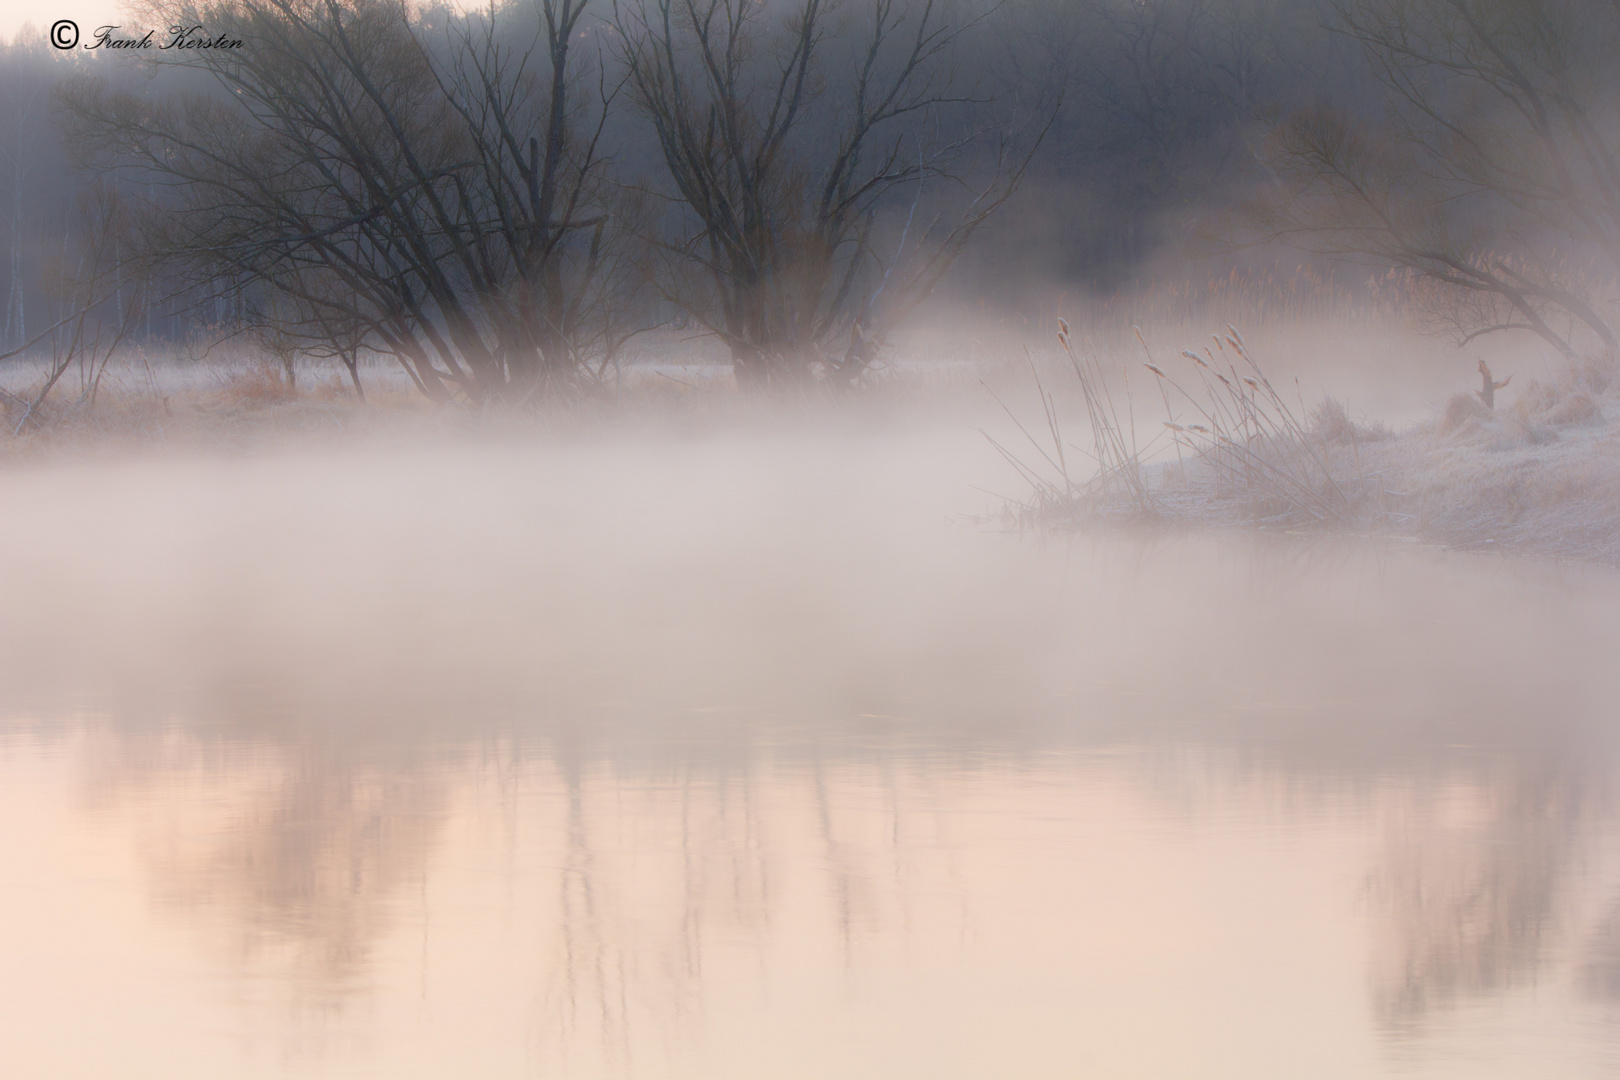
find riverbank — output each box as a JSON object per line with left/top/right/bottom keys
{"left": 5, "top": 335, "right": 1618, "bottom": 569}
{"left": 1370, "top": 370, "right": 1620, "bottom": 563}
{"left": 1028, "top": 338, "right": 1620, "bottom": 566}
{"left": 0, "top": 345, "right": 1021, "bottom": 466}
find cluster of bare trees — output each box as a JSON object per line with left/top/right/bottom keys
{"left": 43, "top": 0, "right": 1048, "bottom": 400}
{"left": 63, "top": 0, "right": 633, "bottom": 402}
{"left": 14, "top": 0, "right": 1619, "bottom": 395}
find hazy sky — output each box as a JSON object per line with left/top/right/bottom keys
{"left": 1, "top": 0, "right": 488, "bottom": 45}
{"left": 3, "top": 0, "right": 132, "bottom": 44}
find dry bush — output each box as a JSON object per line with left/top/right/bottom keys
{"left": 1508, "top": 358, "right": 1612, "bottom": 431}
{"left": 219, "top": 364, "right": 298, "bottom": 407}
{"left": 1310, "top": 397, "right": 1392, "bottom": 444}
{"left": 1438, "top": 393, "right": 1493, "bottom": 435}
{"left": 1543, "top": 394, "right": 1601, "bottom": 427}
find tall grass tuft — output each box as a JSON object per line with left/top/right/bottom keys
{"left": 982, "top": 319, "right": 1164, "bottom": 524}
{"left": 1004, "top": 322, "right": 1394, "bottom": 532}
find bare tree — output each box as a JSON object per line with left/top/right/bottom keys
{"left": 1252, "top": 0, "right": 1620, "bottom": 360}
{"left": 61, "top": 0, "right": 639, "bottom": 403}
{"left": 0, "top": 180, "right": 146, "bottom": 431}
{"left": 613, "top": 0, "right": 1050, "bottom": 391}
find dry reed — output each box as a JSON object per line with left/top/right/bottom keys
{"left": 1001, "top": 322, "right": 1395, "bottom": 532}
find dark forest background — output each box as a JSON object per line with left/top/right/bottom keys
{"left": 3, "top": 0, "right": 1617, "bottom": 401}
{"left": 0, "top": 0, "right": 1361, "bottom": 352}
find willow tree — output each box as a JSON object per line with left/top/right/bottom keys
{"left": 613, "top": 0, "right": 1051, "bottom": 390}
{"left": 62, "top": 0, "right": 637, "bottom": 402}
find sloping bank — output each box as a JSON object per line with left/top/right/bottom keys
{"left": 1020, "top": 327, "right": 1620, "bottom": 566}
{"left": 1370, "top": 372, "right": 1620, "bottom": 563}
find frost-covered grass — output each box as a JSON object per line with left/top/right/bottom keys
{"left": 1009, "top": 325, "right": 1620, "bottom": 565}
{"left": 1371, "top": 359, "right": 1620, "bottom": 562}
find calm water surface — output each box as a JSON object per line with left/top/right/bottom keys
{"left": 1, "top": 425, "right": 1618, "bottom": 1078}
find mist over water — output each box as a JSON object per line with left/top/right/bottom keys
{"left": 3, "top": 417, "right": 1620, "bottom": 1078}
{"left": 3, "top": 0, "right": 1620, "bottom": 1067}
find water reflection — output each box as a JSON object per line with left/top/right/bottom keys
{"left": 1581, "top": 898, "right": 1620, "bottom": 1001}
{"left": 3, "top": 436, "right": 1620, "bottom": 1077}
{"left": 21, "top": 704, "right": 1620, "bottom": 1076}
{"left": 1368, "top": 757, "right": 1587, "bottom": 1032}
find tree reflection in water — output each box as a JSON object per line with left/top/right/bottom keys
{"left": 7, "top": 519, "right": 1620, "bottom": 1076}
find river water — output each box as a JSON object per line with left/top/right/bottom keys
{"left": 2, "top": 422, "right": 1618, "bottom": 1078}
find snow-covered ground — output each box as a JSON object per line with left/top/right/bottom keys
{"left": 1377, "top": 364, "right": 1620, "bottom": 563}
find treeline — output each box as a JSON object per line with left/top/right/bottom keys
{"left": 0, "top": 0, "right": 1367, "bottom": 387}
{"left": 0, "top": 29, "right": 235, "bottom": 360}
{"left": 4, "top": 0, "right": 1617, "bottom": 399}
